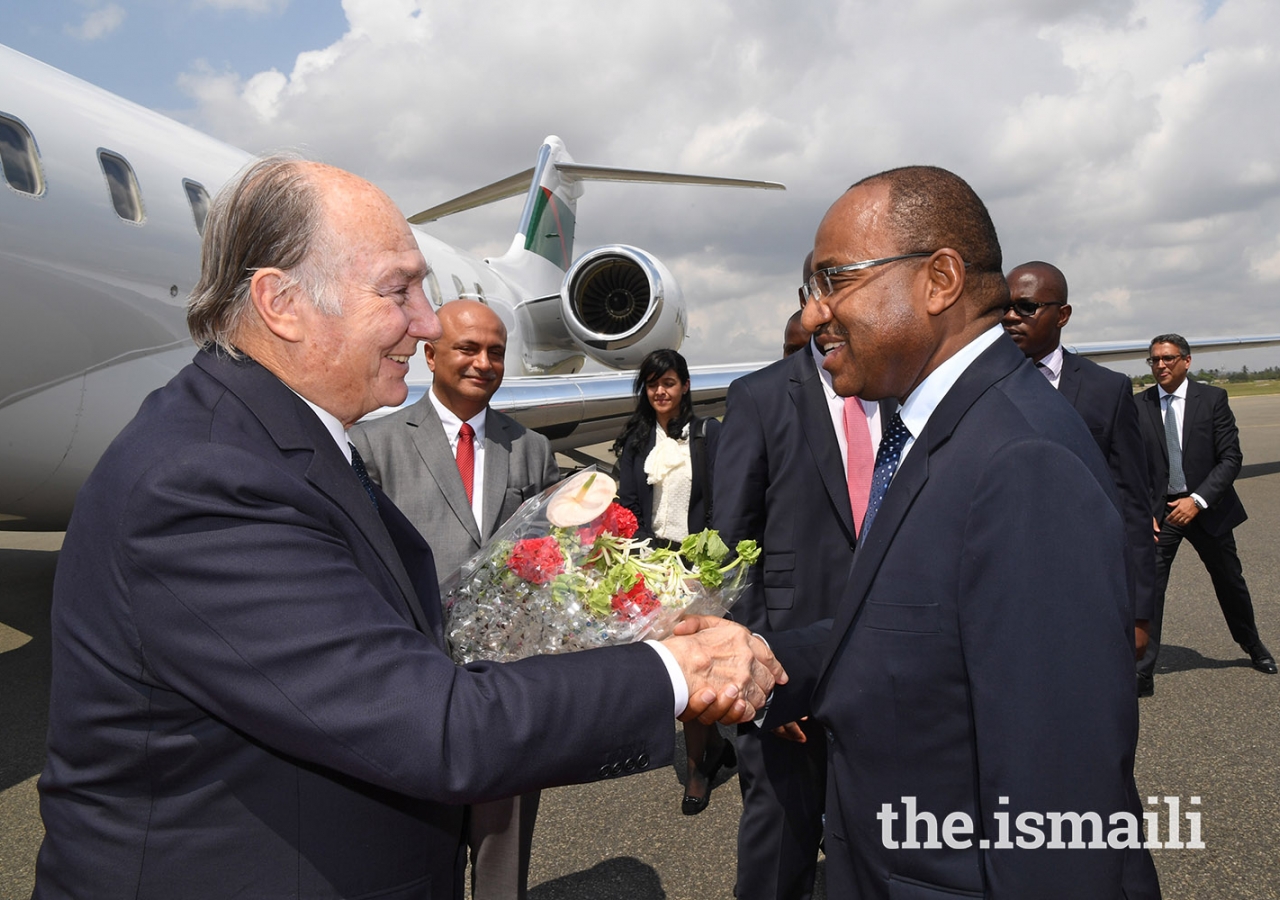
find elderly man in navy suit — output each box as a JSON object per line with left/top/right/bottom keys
{"left": 1001, "top": 261, "right": 1154, "bottom": 662}
{"left": 32, "top": 155, "right": 782, "bottom": 900}
{"left": 689, "top": 166, "right": 1160, "bottom": 899}
{"left": 1135, "top": 333, "right": 1275, "bottom": 694}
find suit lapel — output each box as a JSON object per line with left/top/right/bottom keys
{"left": 480, "top": 409, "right": 512, "bottom": 538}
{"left": 194, "top": 351, "right": 432, "bottom": 634}
{"left": 1141, "top": 387, "right": 1168, "bottom": 466}
{"left": 1058, "top": 350, "right": 1083, "bottom": 407}
{"left": 792, "top": 352, "right": 857, "bottom": 542}
{"left": 1182, "top": 380, "right": 1203, "bottom": 448}
{"left": 411, "top": 399, "right": 483, "bottom": 545}
{"left": 815, "top": 337, "right": 1022, "bottom": 688}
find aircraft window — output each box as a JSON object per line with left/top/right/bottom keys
{"left": 183, "top": 179, "right": 210, "bottom": 235}
{"left": 451, "top": 274, "right": 466, "bottom": 298}
{"left": 425, "top": 269, "right": 443, "bottom": 308}
{"left": 98, "top": 149, "right": 144, "bottom": 223}
{"left": 474, "top": 282, "right": 486, "bottom": 302}
{"left": 0, "top": 114, "right": 45, "bottom": 196}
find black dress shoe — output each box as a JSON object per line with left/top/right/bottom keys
{"left": 1244, "top": 642, "right": 1278, "bottom": 674}
{"left": 681, "top": 740, "right": 737, "bottom": 816}
{"left": 1137, "top": 673, "right": 1155, "bottom": 697}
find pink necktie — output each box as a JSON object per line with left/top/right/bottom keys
{"left": 456, "top": 423, "right": 475, "bottom": 504}
{"left": 844, "top": 397, "right": 874, "bottom": 534}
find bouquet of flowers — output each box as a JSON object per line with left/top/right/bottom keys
{"left": 440, "top": 466, "right": 760, "bottom": 664}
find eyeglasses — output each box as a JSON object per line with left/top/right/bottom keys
{"left": 801, "top": 253, "right": 933, "bottom": 303}
{"left": 1002, "top": 300, "right": 1064, "bottom": 318}
{"left": 1146, "top": 354, "right": 1186, "bottom": 366}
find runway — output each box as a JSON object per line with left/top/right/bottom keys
{"left": 3, "top": 393, "right": 1278, "bottom": 899}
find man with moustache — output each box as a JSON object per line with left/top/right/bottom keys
{"left": 1135, "top": 333, "right": 1275, "bottom": 692}
{"left": 352, "top": 298, "right": 557, "bottom": 900}
{"left": 1001, "top": 261, "right": 1154, "bottom": 666}
{"left": 714, "top": 252, "right": 891, "bottom": 899}
{"left": 747, "top": 167, "right": 1159, "bottom": 898}
{"left": 34, "top": 155, "right": 783, "bottom": 900}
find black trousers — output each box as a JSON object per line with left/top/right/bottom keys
{"left": 734, "top": 721, "right": 826, "bottom": 900}
{"left": 1137, "top": 509, "right": 1261, "bottom": 679}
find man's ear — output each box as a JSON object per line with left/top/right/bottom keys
{"left": 248, "top": 268, "right": 306, "bottom": 343}
{"left": 423, "top": 340, "right": 438, "bottom": 373}
{"left": 1058, "top": 303, "right": 1073, "bottom": 329}
{"left": 923, "top": 249, "right": 966, "bottom": 316}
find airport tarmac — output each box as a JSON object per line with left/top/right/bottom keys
{"left": 3, "top": 393, "right": 1279, "bottom": 899}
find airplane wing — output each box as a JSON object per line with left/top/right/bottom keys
{"left": 364, "top": 363, "right": 765, "bottom": 456}
{"left": 1070, "top": 334, "right": 1280, "bottom": 362}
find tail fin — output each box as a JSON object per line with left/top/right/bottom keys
{"left": 407, "top": 135, "right": 783, "bottom": 272}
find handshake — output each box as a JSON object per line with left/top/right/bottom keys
{"left": 661, "top": 616, "right": 787, "bottom": 725}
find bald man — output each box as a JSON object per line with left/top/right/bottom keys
{"left": 352, "top": 298, "right": 557, "bottom": 900}
{"left": 1001, "top": 261, "right": 1155, "bottom": 665}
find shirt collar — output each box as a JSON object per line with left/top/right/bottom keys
{"left": 898, "top": 325, "right": 1005, "bottom": 441}
{"left": 1034, "top": 343, "right": 1064, "bottom": 382}
{"left": 291, "top": 391, "right": 352, "bottom": 463}
{"left": 1159, "top": 378, "right": 1189, "bottom": 403}
{"left": 428, "top": 388, "right": 487, "bottom": 441}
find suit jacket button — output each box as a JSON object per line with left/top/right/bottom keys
{"left": 623, "top": 757, "right": 637, "bottom": 772}
{"left": 599, "top": 764, "right": 612, "bottom": 778}
{"left": 637, "top": 753, "right": 649, "bottom": 768}
{"left": 610, "top": 761, "right": 624, "bottom": 776}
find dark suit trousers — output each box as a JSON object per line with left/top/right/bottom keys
{"left": 734, "top": 722, "right": 827, "bottom": 900}
{"left": 1138, "top": 510, "right": 1261, "bottom": 678}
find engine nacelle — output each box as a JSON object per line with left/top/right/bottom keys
{"left": 560, "top": 245, "right": 685, "bottom": 369}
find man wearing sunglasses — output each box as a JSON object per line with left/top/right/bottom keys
{"left": 739, "top": 166, "right": 1158, "bottom": 899}
{"left": 1135, "top": 334, "right": 1276, "bottom": 693}
{"left": 1000, "top": 262, "right": 1155, "bottom": 672}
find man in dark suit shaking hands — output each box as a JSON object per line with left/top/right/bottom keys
{"left": 1136, "top": 333, "right": 1275, "bottom": 694}
{"left": 731, "top": 166, "right": 1159, "bottom": 899}
{"left": 32, "top": 155, "right": 783, "bottom": 900}
{"left": 1001, "top": 261, "right": 1154, "bottom": 660}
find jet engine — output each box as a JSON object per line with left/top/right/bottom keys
{"left": 560, "top": 245, "right": 685, "bottom": 369}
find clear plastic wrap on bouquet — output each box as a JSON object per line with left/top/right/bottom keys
{"left": 440, "top": 466, "right": 759, "bottom": 664}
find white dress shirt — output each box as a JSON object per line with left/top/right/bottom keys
{"left": 1034, "top": 343, "right": 1065, "bottom": 390}
{"left": 895, "top": 325, "right": 1005, "bottom": 471}
{"left": 1159, "top": 379, "right": 1208, "bottom": 509}
{"left": 427, "top": 390, "right": 487, "bottom": 526}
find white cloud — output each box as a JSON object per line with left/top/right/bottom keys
{"left": 176, "top": 0, "right": 1280, "bottom": 364}
{"left": 65, "top": 4, "right": 125, "bottom": 41}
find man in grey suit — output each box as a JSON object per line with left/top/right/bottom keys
{"left": 353, "top": 299, "right": 557, "bottom": 900}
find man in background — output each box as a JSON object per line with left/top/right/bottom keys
{"left": 1136, "top": 333, "right": 1275, "bottom": 694}
{"left": 783, "top": 309, "right": 809, "bottom": 357}
{"left": 713, "top": 252, "right": 890, "bottom": 900}
{"left": 1001, "top": 261, "right": 1154, "bottom": 663}
{"left": 353, "top": 298, "right": 557, "bottom": 900}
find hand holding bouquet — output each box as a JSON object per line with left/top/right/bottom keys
{"left": 441, "top": 467, "right": 759, "bottom": 664}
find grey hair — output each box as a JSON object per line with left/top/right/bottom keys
{"left": 1150, "top": 333, "right": 1191, "bottom": 357}
{"left": 186, "top": 153, "right": 343, "bottom": 355}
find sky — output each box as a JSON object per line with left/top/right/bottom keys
{"left": 3, "top": 0, "right": 1279, "bottom": 373}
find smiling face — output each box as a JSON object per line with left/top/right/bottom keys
{"left": 298, "top": 170, "right": 440, "bottom": 426}
{"left": 426, "top": 299, "right": 507, "bottom": 421}
{"left": 800, "top": 182, "right": 936, "bottom": 401}
{"left": 645, "top": 368, "right": 688, "bottom": 428}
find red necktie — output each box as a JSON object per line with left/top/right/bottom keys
{"left": 456, "top": 423, "right": 475, "bottom": 504}
{"left": 844, "top": 397, "right": 874, "bottom": 535}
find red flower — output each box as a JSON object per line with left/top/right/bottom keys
{"left": 579, "top": 502, "right": 640, "bottom": 544}
{"left": 507, "top": 536, "right": 565, "bottom": 585}
{"left": 611, "top": 574, "right": 660, "bottom": 620}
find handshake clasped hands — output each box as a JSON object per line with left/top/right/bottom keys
{"left": 662, "top": 616, "right": 786, "bottom": 725}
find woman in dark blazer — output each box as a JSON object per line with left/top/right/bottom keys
{"left": 613, "top": 349, "right": 732, "bottom": 814}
